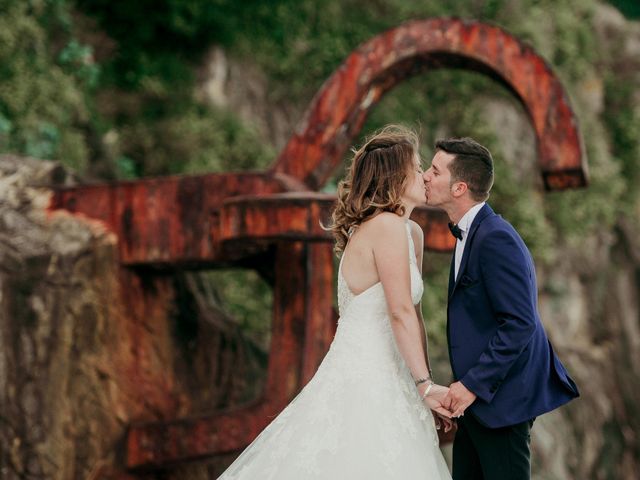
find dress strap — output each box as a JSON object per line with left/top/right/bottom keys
{"left": 405, "top": 221, "right": 418, "bottom": 265}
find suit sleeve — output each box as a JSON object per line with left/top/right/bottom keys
{"left": 459, "top": 229, "right": 536, "bottom": 403}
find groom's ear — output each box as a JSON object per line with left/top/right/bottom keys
{"left": 451, "top": 181, "right": 468, "bottom": 198}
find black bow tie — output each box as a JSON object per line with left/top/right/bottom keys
{"left": 448, "top": 222, "right": 463, "bottom": 241}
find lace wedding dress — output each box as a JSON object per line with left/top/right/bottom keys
{"left": 219, "top": 221, "right": 452, "bottom": 479}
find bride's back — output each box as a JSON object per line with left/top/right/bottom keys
{"left": 341, "top": 212, "right": 416, "bottom": 297}
{"left": 340, "top": 216, "right": 381, "bottom": 296}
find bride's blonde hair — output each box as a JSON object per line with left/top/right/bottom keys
{"left": 326, "top": 125, "right": 419, "bottom": 253}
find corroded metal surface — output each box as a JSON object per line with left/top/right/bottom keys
{"left": 219, "top": 192, "right": 336, "bottom": 243}
{"left": 49, "top": 16, "right": 587, "bottom": 473}
{"left": 50, "top": 172, "right": 306, "bottom": 267}
{"left": 220, "top": 193, "right": 454, "bottom": 251}
{"left": 126, "top": 241, "right": 335, "bottom": 468}
{"left": 272, "top": 17, "right": 587, "bottom": 191}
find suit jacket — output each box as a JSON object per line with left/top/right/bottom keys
{"left": 447, "top": 203, "right": 579, "bottom": 428}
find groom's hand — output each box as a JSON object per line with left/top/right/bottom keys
{"left": 444, "top": 381, "right": 477, "bottom": 418}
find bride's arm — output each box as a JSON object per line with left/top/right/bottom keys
{"left": 416, "top": 307, "right": 431, "bottom": 376}
{"left": 409, "top": 221, "right": 433, "bottom": 379}
{"left": 370, "top": 214, "right": 450, "bottom": 417}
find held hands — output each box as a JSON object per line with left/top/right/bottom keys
{"left": 420, "top": 383, "right": 453, "bottom": 419}
{"left": 418, "top": 379, "right": 476, "bottom": 430}
{"left": 419, "top": 383, "right": 456, "bottom": 433}
{"left": 442, "top": 381, "right": 477, "bottom": 418}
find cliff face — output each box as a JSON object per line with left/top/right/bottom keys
{"left": 534, "top": 223, "right": 640, "bottom": 479}
{"left": 1, "top": 157, "right": 108, "bottom": 478}
{"left": 0, "top": 156, "right": 174, "bottom": 479}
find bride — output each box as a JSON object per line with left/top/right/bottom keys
{"left": 218, "top": 125, "right": 453, "bottom": 479}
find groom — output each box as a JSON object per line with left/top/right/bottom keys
{"left": 423, "top": 138, "right": 579, "bottom": 479}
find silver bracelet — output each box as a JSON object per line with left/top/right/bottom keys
{"left": 421, "top": 382, "right": 434, "bottom": 399}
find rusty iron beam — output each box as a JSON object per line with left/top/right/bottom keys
{"left": 220, "top": 193, "right": 454, "bottom": 251}
{"left": 52, "top": 184, "right": 454, "bottom": 267}
{"left": 272, "top": 17, "right": 587, "bottom": 192}
{"left": 126, "top": 400, "right": 290, "bottom": 470}
{"left": 49, "top": 172, "right": 306, "bottom": 267}
{"left": 300, "top": 243, "right": 337, "bottom": 384}
{"left": 411, "top": 206, "right": 456, "bottom": 252}
{"left": 219, "top": 192, "right": 335, "bottom": 243}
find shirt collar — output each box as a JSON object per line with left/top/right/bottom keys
{"left": 457, "top": 202, "right": 486, "bottom": 234}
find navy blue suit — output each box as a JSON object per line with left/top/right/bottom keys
{"left": 448, "top": 204, "right": 579, "bottom": 429}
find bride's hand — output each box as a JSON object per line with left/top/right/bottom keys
{"left": 420, "top": 384, "right": 453, "bottom": 418}
{"left": 434, "top": 412, "right": 455, "bottom": 433}
{"left": 426, "top": 384, "right": 449, "bottom": 403}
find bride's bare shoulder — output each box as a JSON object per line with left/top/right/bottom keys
{"left": 360, "top": 213, "right": 406, "bottom": 239}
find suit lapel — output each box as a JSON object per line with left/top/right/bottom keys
{"left": 449, "top": 203, "right": 495, "bottom": 299}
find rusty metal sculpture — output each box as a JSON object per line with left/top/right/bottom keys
{"left": 51, "top": 18, "right": 587, "bottom": 472}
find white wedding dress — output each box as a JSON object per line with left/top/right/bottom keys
{"left": 219, "top": 221, "right": 452, "bottom": 479}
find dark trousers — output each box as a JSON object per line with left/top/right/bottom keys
{"left": 452, "top": 413, "right": 534, "bottom": 480}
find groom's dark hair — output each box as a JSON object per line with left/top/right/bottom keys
{"left": 435, "top": 137, "right": 494, "bottom": 201}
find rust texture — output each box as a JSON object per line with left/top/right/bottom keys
{"left": 50, "top": 172, "right": 305, "bottom": 267}
{"left": 49, "top": 17, "right": 587, "bottom": 472}
{"left": 126, "top": 241, "right": 334, "bottom": 467}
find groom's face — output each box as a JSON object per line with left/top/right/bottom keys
{"left": 423, "top": 150, "right": 455, "bottom": 207}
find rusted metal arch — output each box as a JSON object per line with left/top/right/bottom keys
{"left": 272, "top": 17, "right": 587, "bottom": 192}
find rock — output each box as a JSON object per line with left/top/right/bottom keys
{"left": 195, "top": 45, "right": 302, "bottom": 151}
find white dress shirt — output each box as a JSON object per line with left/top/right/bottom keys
{"left": 454, "top": 202, "right": 486, "bottom": 280}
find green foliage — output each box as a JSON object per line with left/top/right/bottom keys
{"left": 421, "top": 252, "right": 451, "bottom": 355}
{"left": 607, "top": 0, "right": 640, "bottom": 18}
{"left": 602, "top": 75, "right": 640, "bottom": 213}
{"left": 544, "top": 129, "right": 625, "bottom": 248}
{"left": 113, "top": 105, "right": 275, "bottom": 177}
{"left": 202, "top": 269, "right": 273, "bottom": 350}
{"left": 75, "top": 0, "right": 294, "bottom": 89}
{"left": 0, "top": 0, "right": 92, "bottom": 168}
{"left": 58, "top": 39, "right": 100, "bottom": 87}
